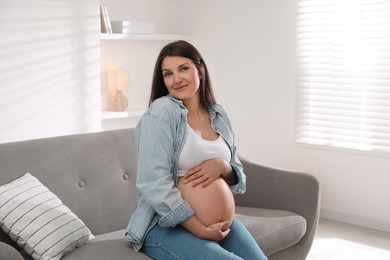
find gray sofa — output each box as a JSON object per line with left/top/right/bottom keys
{"left": 0, "top": 129, "right": 320, "bottom": 260}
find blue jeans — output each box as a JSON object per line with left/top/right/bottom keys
{"left": 142, "top": 218, "right": 268, "bottom": 260}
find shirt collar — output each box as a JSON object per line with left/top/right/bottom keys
{"left": 166, "top": 94, "right": 220, "bottom": 119}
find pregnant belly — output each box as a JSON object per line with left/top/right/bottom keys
{"left": 177, "top": 177, "right": 235, "bottom": 227}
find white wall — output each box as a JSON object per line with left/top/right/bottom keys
{"left": 0, "top": 0, "right": 101, "bottom": 143}
{"left": 188, "top": 0, "right": 390, "bottom": 232}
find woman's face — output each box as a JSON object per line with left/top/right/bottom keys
{"left": 161, "top": 56, "right": 201, "bottom": 103}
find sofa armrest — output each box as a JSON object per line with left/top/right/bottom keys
{"left": 0, "top": 242, "right": 24, "bottom": 260}
{"left": 235, "top": 156, "right": 321, "bottom": 252}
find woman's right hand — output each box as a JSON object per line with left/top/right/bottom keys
{"left": 181, "top": 216, "right": 230, "bottom": 242}
{"left": 204, "top": 220, "right": 231, "bottom": 241}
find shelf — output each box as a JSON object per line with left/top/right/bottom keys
{"left": 100, "top": 33, "right": 191, "bottom": 41}
{"left": 101, "top": 108, "right": 146, "bottom": 120}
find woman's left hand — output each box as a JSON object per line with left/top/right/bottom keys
{"left": 184, "top": 159, "right": 231, "bottom": 188}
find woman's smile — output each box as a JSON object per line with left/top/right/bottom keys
{"left": 174, "top": 84, "right": 188, "bottom": 91}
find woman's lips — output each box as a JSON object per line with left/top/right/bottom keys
{"left": 174, "top": 85, "right": 187, "bottom": 91}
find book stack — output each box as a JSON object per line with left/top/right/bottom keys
{"left": 100, "top": 5, "right": 112, "bottom": 33}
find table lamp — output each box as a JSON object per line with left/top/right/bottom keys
{"left": 107, "top": 69, "right": 130, "bottom": 111}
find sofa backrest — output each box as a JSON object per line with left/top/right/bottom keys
{"left": 0, "top": 129, "right": 138, "bottom": 242}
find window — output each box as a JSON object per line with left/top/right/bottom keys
{"left": 295, "top": 0, "right": 390, "bottom": 153}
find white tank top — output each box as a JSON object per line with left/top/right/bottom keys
{"left": 177, "top": 124, "right": 231, "bottom": 177}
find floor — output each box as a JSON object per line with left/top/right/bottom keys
{"left": 306, "top": 218, "right": 390, "bottom": 260}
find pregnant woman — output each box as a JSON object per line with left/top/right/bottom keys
{"left": 126, "top": 40, "right": 267, "bottom": 260}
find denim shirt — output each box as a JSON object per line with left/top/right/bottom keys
{"left": 125, "top": 95, "right": 246, "bottom": 251}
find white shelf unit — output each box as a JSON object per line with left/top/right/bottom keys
{"left": 101, "top": 108, "right": 146, "bottom": 120}
{"left": 100, "top": 33, "right": 191, "bottom": 41}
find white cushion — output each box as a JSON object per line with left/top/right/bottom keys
{"left": 0, "top": 173, "right": 94, "bottom": 260}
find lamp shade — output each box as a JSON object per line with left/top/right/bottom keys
{"left": 107, "top": 70, "right": 129, "bottom": 91}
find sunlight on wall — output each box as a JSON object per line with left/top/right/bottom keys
{"left": 0, "top": 0, "right": 101, "bottom": 143}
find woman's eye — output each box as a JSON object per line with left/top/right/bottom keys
{"left": 163, "top": 72, "right": 172, "bottom": 77}
{"left": 180, "top": 66, "right": 189, "bottom": 72}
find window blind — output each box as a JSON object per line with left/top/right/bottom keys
{"left": 295, "top": 0, "right": 390, "bottom": 153}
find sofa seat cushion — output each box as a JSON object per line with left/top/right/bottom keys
{"left": 0, "top": 242, "right": 23, "bottom": 260}
{"left": 236, "top": 206, "right": 306, "bottom": 256}
{"left": 63, "top": 230, "right": 151, "bottom": 260}
{"left": 65, "top": 207, "right": 306, "bottom": 260}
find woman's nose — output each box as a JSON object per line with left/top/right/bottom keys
{"left": 173, "top": 73, "right": 182, "bottom": 83}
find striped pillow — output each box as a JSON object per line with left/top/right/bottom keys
{"left": 0, "top": 173, "right": 94, "bottom": 260}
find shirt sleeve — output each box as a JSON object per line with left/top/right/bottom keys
{"left": 135, "top": 111, "right": 194, "bottom": 227}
